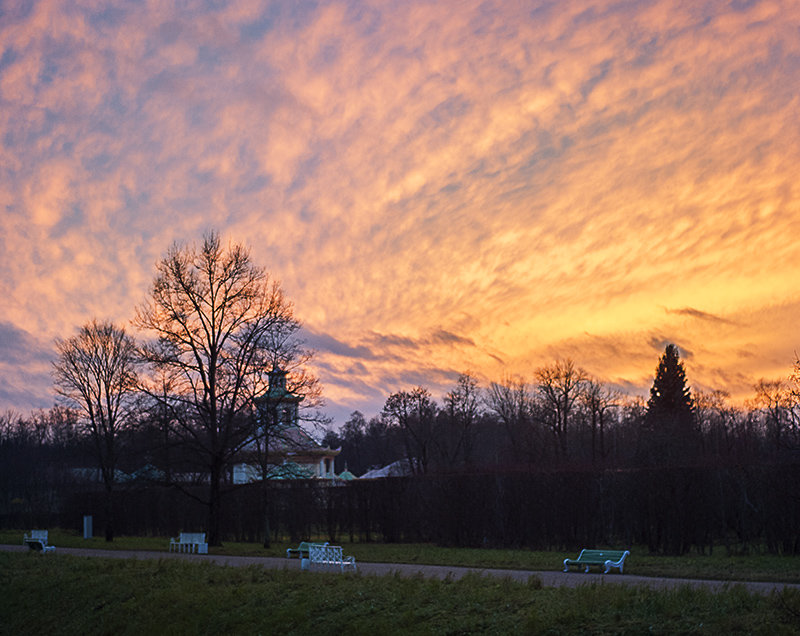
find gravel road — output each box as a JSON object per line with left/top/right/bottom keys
{"left": 3, "top": 544, "right": 798, "bottom": 595}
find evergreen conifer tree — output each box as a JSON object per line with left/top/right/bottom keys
{"left": 641, "top": 344, "right": 697, "bottom": 463}
{"left": 647, "top": 344, "right": 694, "bottom": 417}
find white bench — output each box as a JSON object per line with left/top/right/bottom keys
{"left": 169, "top": 532, "right": 208, "bottom": 554}
{"left": 308, "top": 544, "right": 356, "bottom": 572}
{"left": 23, "top": 529, "right": 56, "bottom": 553}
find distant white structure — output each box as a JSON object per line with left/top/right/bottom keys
{"left": 232, "top": 368, "right": 339, "bottom": 484}
{"left": 359, "top": 458, "right": 416, "bottom": 479}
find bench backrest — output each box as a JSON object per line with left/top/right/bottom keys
{"left": 29, "top": 529, "right": 48, "bottom": 542}
{"left": 179, "top": 532, "right": 206, "bottom": 544}
{"left": 578, "top": 549, "right": 628, "bottom": 561}
{"left": 309, "top": 544, "right": 344, "bottom": 563}
{"left": 298, "top": 541, "right": 327, "bottom": 551}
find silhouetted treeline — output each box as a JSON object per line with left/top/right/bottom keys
{"left": 328, "top": 363, "right": 800, "bottom": 478}
{"left": 3, "top": 350, "right": 800, "bottom": 554}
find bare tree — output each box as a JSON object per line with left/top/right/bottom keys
{"left": 535, "top": 359, "right": 588, "bottom": 460}
{"left": 337, "top": 411, "right": 367, "bottom": 475}
{"left": 249, "top": 365, "right": 327, "bottom": 548}
{"left": 753, "top": 378, "right": 796, "bottom": 454}
{"left": 694, "top": 389, "right": 741, "bottom": 459}
{"left": 581, "top": 379, "right": 620, "bottom": 465}
{"left": 788, "top": 358, "right": 800, "bottom": 445}
{"left": 134, "top": 231, "right": 306, "bottom": 546}
{"left": 438, "top": 372, "right": 482, "bottom": 469}
{"left": 383, "top": 387, "right": 437, "bottom": 475}
{"left": 53, "top": 319, "right": 138, "bottom": 541}
{"left": 484, "top": 374, "right": 536, "bottom": 466}
{"left": 364, "top": 413, "right": 401, "bottom": 471}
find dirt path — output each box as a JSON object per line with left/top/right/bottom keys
{"left": 3, "top": 544, "right": 798, "bottom": 595}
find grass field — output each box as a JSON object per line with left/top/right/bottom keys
{"left": 5, "top": 528, "right": 800, "bottom": 583}
{"left": 2, "top": 550, "right": 800, "bottom": 635}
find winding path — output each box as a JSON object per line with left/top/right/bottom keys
{"left": 3, "top": 544, "right": 798, "bottom": 595}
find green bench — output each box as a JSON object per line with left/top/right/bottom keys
{"left": 286, "top": 541, "right": 328, "bottom": 559}
{"left": 563, "top": 549, "right": 630, "bottom": 574}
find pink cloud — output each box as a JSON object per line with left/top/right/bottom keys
{"left": 1, "top": 0, "right": 800, "bottom": 422}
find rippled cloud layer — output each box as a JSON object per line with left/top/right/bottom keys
{"left": 2, "top": 0, "right": 799, "bottom": 422}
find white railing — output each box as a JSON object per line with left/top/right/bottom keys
{"left": 308, "top": 544, "right": 356, "bottom": 572}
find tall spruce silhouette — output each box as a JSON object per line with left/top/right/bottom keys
{"left": 642, "top": 344, "right": 697, "bottom": 463}
{"left": 647, "top": 344, "right": 694, "bottom": 417}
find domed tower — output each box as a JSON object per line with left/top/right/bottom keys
{"left": 255, "top": 367, "right": 304, "bottom": 428}
{"left": 241, "top": 366, "right": 339, "bottom": 481}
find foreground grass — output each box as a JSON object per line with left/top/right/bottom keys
{"left": 2, "top": 552, "right": 799, "bottom": 635}
{"left": 5, "top": 529, "right": 800, "bottom": 583}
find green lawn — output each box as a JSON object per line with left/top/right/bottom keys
{"left": 2, "top": 551, "right": 799, "bottom": 635}
{"left": 5, "top": 528, "right": 800, "bottom": 583}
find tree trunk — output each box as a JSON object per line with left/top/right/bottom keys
{"left": 208, "top": 463, "right": 223, "bottom": 546}
{"left": 104, "top": 482, "right": 114, "bottom": 542}
{"left": 262, "top": 482, "right": 271, "bottom": 549}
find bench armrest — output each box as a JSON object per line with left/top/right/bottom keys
{"left": 603, "top": 550, "right": 630, "bottom": 574}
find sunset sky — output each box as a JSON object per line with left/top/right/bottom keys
{"left": 2, "top": 0, "right": 799, "bottom": 425}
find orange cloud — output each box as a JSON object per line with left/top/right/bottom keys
{"left": 1, "top": 0, "right": 800, "bottom": 421}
